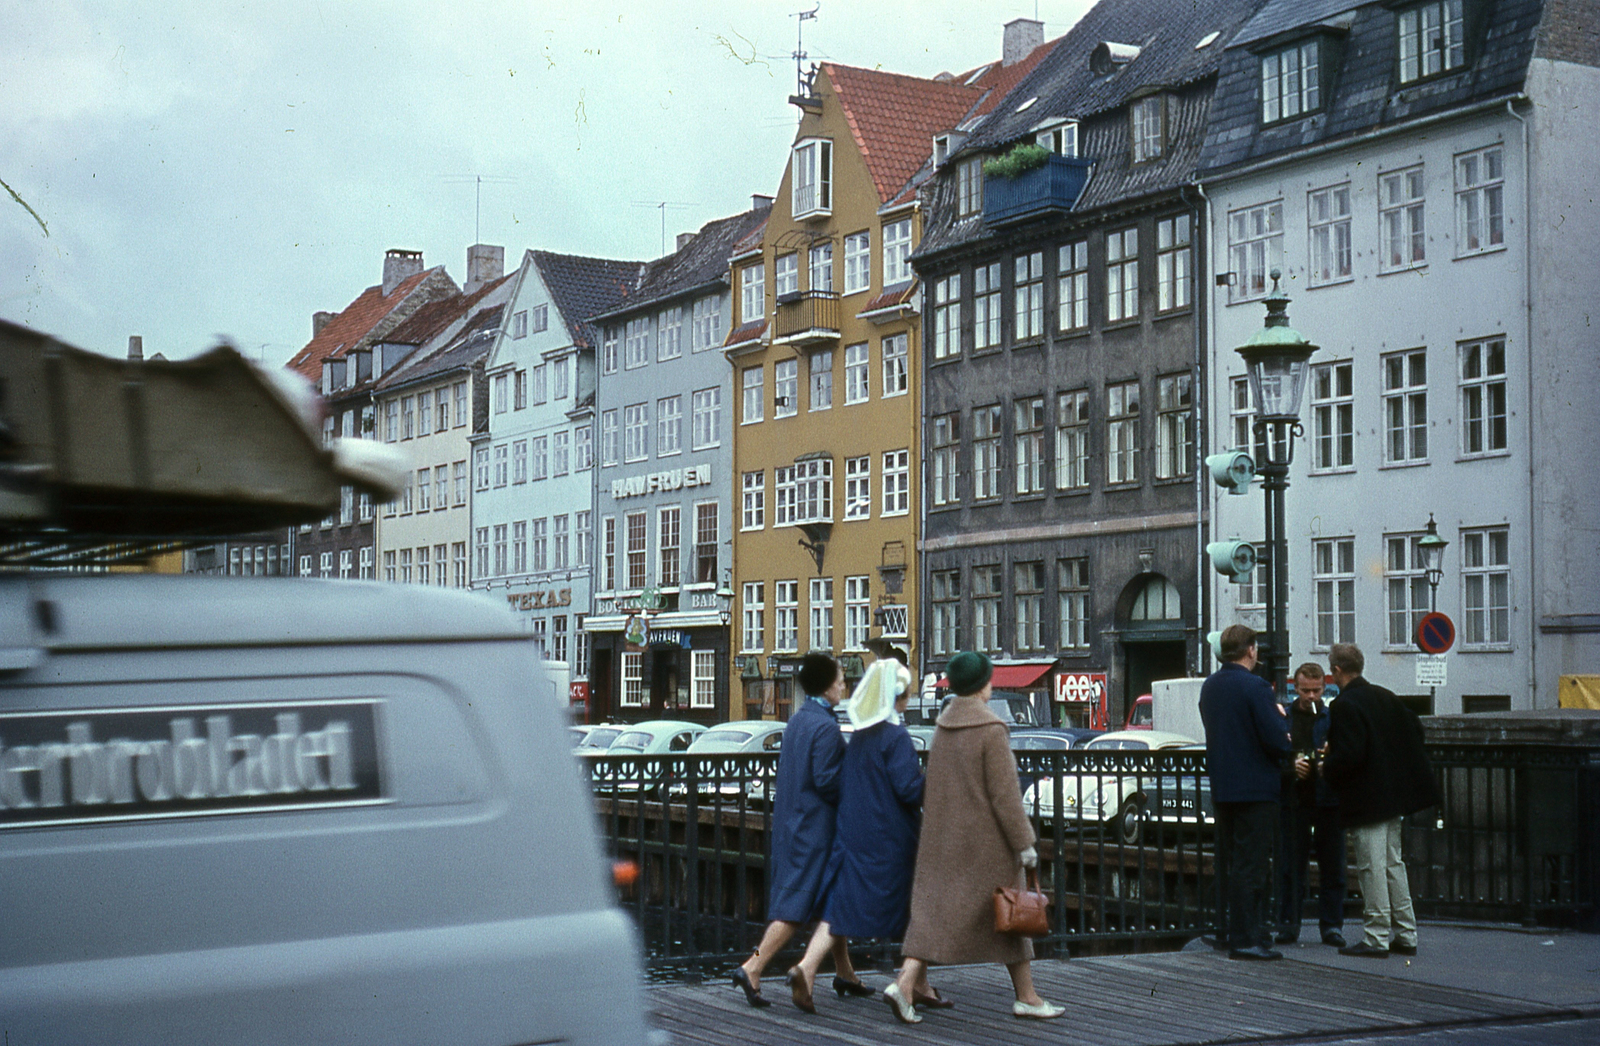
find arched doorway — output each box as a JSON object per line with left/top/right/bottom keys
{"left": 1116, "top": 574, "right": 1189, "bottom": 725}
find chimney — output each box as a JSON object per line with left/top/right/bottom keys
{"left": 127, "top": 335, "right": 143, "bottom": 361}
{"left": 752, "top": 194, "right": 774, "bottom": 211}
{"left": 676, "top": 232, "right": 696, "bottom": 252}
{"left": 1003, "top": 18, "right": 1044, "bottom": 66}
{"left": 382, "top": 249, "right": 425, "bottom": 296}
{"left": 464, "top": 244, "right": 505, "bottom": 294}
{"left": 312, "top": 311, "right": 335, "bottom": 337}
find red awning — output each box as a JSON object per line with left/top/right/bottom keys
{"left": 936, "top": 662, "right": 1055, "bottom": 690}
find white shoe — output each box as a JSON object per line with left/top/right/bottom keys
{"left": 883, "top": 983, "right": 922, "bottom": 1024}
{"left": 1013, "top": 999, "right": 1065, "bottom": 1020}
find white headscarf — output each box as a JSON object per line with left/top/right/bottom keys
{"left": 847, "top": 659, "right": 914, "bottom": 730}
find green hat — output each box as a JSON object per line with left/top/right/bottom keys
{"left": 945, "top": 650, "right": 993, "bottom": 696}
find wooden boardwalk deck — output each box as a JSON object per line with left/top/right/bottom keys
{"left": 650, "top": 950, "right": 1579, "bottom": 1046}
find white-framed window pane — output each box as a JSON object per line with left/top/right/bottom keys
{"left": 1382, "top": 348, "right": 1428, "bottom": 464}
{"left": 880, "top": 334, "right": 907, "bottom": 397}
{"left": 1461, "top": 526, "right": 1511, "bottom": 647}
{"left": 844, "top": 343, "right": 869, "bottom": 404}
{"left": 1054, "top": 389, "right": 1090, "bottom": 491}
{"left": 1313, "top": 537, "right": 1356, "bottom": 648}
{"left": 742, "top": 366, "right": 764, "bottom": 424}
{"left": 883, "top": 218, "right": 913, "bottom": 285}
{"left": 774, "top": 359, "right": 798, "bottom": 418}
{"left": 844, "top": 455, "right": 871, "bottom": 520}
{"left": 742, "top": 470, "right": 766, "bottom": 530}
{"left": 844, "top": 231, "right": 871, "bottom": 295}
{"left": 1228, "top": 201, "right": 1283, "bottom": 301}
{"left": 933, "top": 274, "right": 962, "bottom": 359}
{"left": 742, "top": 581, "right": 766, "bottom": 653}
{"left": 1310, "top": 361, "right": 1354, "bottom": 470}
{"left": 1455, "top": 145, "right": 1504, "bottom": 255}
{"left": 881, "top": 449, "right": 910, "bottom": 516}
{"left": 1106, "top": 227, "right": 1139, "bottom": 322}
{"left": 974, "top": 262, "right": 1001, "bottom": 349}
{"left": 844, "top": 575, "right": 871, "bottom": 651}
{"left": 1380, "top": 166, "right": 1427, "bottom": 270}
{"left": 1459, "top": 336, "right": 1507, "bottom": 456}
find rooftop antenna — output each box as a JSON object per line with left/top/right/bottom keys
{"left": 442, "top": 174, "right": 516, "bottom": 244}
{"left": 630, "top": 201, "right": 695, "bottom": 256}
{"left": 793, "top": 3, "right": 820, "bottom": 98}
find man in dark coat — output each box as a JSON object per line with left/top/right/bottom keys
{"left": 732, "top": 652, "right": 855, "bottom": 1006}
{"left": 1321, "top": 643, "right": 1441, "bottom": 958}
{"left": 1200, "top": 624, "right": 1292, "bottom": 960}
{"left": 1275, "top": 662, "right": 1346, "bottom": 947}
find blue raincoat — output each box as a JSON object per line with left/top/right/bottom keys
{"left": 767, "top": 699, "right": 845, "bottom": 922}
{"left": 820, "top": 720, "right": 924, "bottom": 938}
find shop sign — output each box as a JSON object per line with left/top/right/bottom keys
{"left": 1055, "top": 672, "right": 1108, "bottom": 704}
{"left": 610, "top": 464, "right": 712, "bottom": 500}
{"left": 505, "top": 588, "right": 572, "bottom": 612}
{"left": 569, "top": 682, "right": 590, "bottom": 705}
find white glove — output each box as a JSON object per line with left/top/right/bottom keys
{"left": 1019, "top": 846, "right": 1038, "bottom": 869}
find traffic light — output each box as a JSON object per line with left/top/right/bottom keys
{"left": 1206, "top": 450, "right": 1256, "bottom": 495}
{"left": 1207, "top": 540, "right": 1258, "bottom": 582}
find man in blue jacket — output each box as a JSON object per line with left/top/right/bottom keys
{"left": 1200, "top": 625, "right": 1292, "bottom": 960}
{"left": 1275, "top": 663, "right": 1346, "bottom": 947}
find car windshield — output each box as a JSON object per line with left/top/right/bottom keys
{"left": 580, "top": 727, "right": 624, "bottom": 749}
{"left": 610, "top": 731, "right": 653, "bottom": 752}
{"left": 705, "top": 729, "right": 753, "bottom": 745}
{"left": 1087, "top": 738, "right": 1148, "bottom": 750}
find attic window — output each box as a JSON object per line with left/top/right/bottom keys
{"left": 1035, "top": 120, "right": 1079, "bottom": 157}
{"left": 1131, "top": 95, "right": 1166, "bottom": 163}
{"left": 1261, "top": 39, "right": 1323, "bottom": 124}
{"left": 964, "top": 63, "right": 994, "bottom": 85}
{"left": 1195, "top": 31, "right": 1220, "bottom": 49}
{"left": 792, "top": 138, "right": 832, "bottom": 219}
{"left": 1091, "top": 41, "right": 1141, "bottom": 76}
{"left": 1015, "top": 96, "right": 1038, "bottom": 113}
{"left": 1398, "top": 0, "right": 1465, "bottom": 84}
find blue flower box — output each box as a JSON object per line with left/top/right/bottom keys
{"left": 982, "top": 154, "right": 1094, "bottom": 226}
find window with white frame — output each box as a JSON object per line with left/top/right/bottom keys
{"left": 1398, "top": 0, "right": 1465, "bottom": 84}
{"left": 403, "top": 395, "right": 417, "bottom": 435}
{"left": 972, "top": 565, "right": 1002, "bottom": 653}
{"left": 844, "top": 456, "right": 871, "bottom": 520}
{"left": 692, "top": 387, "right": 720, "bottom": 449}
{"left": 694, "top": 502, "right": 718, "bottom": 583}
{"left": 843, "top": 231, "right": 871, "bottom": 295}
{"left": 624, "top": 316, "right": 651, "bottom": 369}
{"left": 551, "top": 616, "right": 568, "bottom": 664}
{"left": 809, "top": 578, "right": 834, "bottom": 651}
{"left": 1311, "top": 361, "right": 1354, "bottom": 471}
{"left": 1261, "top": 39, "right": 1321, "bottom": 123}
{"left": 553, "top": 514, "right": 569, "bottom": 569}
{"left": 575, "top": 425, "right": 593, "bottom": 471}
{"left": 433, "top": 466, "right": 447, "bottom": 511}
{"left": 808, "top": 242, "right": 833, "bottom": 293}
{"left": 658, "top": 507, "right": 680, "bottom": 587}
{"left": 657, "top": 395, "right": 682, "bottom": 456}
{"left": 1058, "top": 241, "right": 1089, "bottom": 332}
{"left": 531, "top": 304, "right": 548, "bottom": 332}
{"left": 531, "top": 435, "right": 548, "bottom": 480}
{"left": 491, "top": 525, "right": 507, "bottom": 577}
{"left": 1015, "top": 561, "right": 1045, "bottom": 653}
{"left": 1461, "top": 526, "right": 1510, "bottom": 647}
{"left": 1055, "top": 390, "right": 1090, "bottom": 491}
{"left": 322, "top": 551, "right": 334, "bottom": 579}
{"left": 1380, "top": 166, "right": 1427, "bottom": 271}
{"left": 1155, "top": 373, "right": 1192, "bottom": 480}
{"left": 552, "top": 430, "right": 570, "bottom": 476}
{"left": 957, "top": 157, "right": 983, "bottom": 215}
{"left": 658, "top": 306, "right": 683, "bottom": 361}
{"left": 1229, "top": 201, "right": 1283, "bottom": 301}
{"left": 1106, "top": 380, "right": 1140, "bottom": 484}
{"left": 601, "top": 516, "right": 616, "bottom": 590}
{"left": 932, "top": 414, "right": 959, "bottom": 507}
{"left": 623, "top": 403, "right": 649, "bottom": 462}
{"left": 493, "top": 444, "right": 509, "bottom": 488}
{"left": 774, "top": 580, "right": 799, "bottom": 652}
{"left": 453, "top": 381, "right": 467, "bottom": 427}
{"left": 516, "top": 369, "right": 530, "bottom": 409}
{"left": 532, "top": 519, "right": 549, "bottom": 572}
{"left": 1106, "top": 227, "right": 1139, "bottom": 322}
{"left": 973, "top": 404, "right": 1003, "bottom": 500}
{"left": 575, "top": 512, "right": 591, "bottom": 569}
{"left": 1130, "top": 95, "right": 1165, "bottom": 162}
{"left": 433, "top": 388, "right": 448, "bottom": 431}
{"left": 418, "top": 394, "right": 432, "bottom": 435}
{"left": 742, "top": 581, "right": 765, "bottom": 652}
{"left": 690, "top": 650, "right": 717, "bottom": 709}
{"left": 785, "top": 458, "right": 832, "bottom": 524}
{"left": 602, "top": 328, "right": 619, "bottom": 374}
{"left": 844, "top": 576, "right": 871, "bottom": 650}
{"left": 1156, "top": 215, "right": 1191, "bottom": 311}
{"left": 625, "top": 512, "right": 647, "bottom": 589}
{"left": 1313, "top": 537, "right": 1356, "bottom": 648}
{"left": 1382, "top": 348, "right": 1428, "bottom": 465}
{"left": 1015, "top": 396, "right": 1045, "bottom": 495}
{"left": 933, "top": 275, "right": 961, "bottom": 359}
{"left": 1386, "top": 532, "right": 1431, "bottom": 647}
{"left": 1059, "top": 557, "right": 1090, "bottom": 650}
{"left": 1460, "top": 336, "right": 1507, "bottom": 456}
{"left": 883, "top": 218, "right": 913, "bottom": 285}
{"left": 453, "top": 460, "right": 467, "bottom": 504}
{"left": 774, "top": 253, "right": 799, "bottom": 299}
{"left": 1230, "top": 376, "right": 1268, "bottom": 460}
{"left": 792, "top": 138, "right": 832, "bottom": 218}
{"left": 881, "top": 334, "right": 908, "bottom": 397}
{"left": 931, "top": 569, "right": 961, "bottom": 656}
{"left": 512, "top": 521, "right": 528, "bottom": 574}
{"left": 740, "top": 264, "right": 764, "bottom": 325}
{"left": 742, "top": 470, "right": 765, "bottom": 530}
{"left": 338, "top": 549, "right": 352, "bottom": 580}
{"left": 742, "top": 366, "right": 764, "bottom": 424}
{"left": 1308, "top": 184, "right": 1352, "bottom": 285}
{"left": 774, "top": 358, "right": 798, "bottom": 417}
{"left": 601, "top": 409, "right": 619, "bottom": 465}
{"left": 384, "top": 400, "right": 399, "bottom": 442}
{"left": 341, "top": 484, "right": 354, "bottom": 524}
{"left": 974, "top": 262, "right": 1001, "bottom": 350}
{"left": 882, "top": 449, "right": 909, "bottom": 516}
{"left": 531, "top": 365, "right": 548, "bottom": 405}
{"left": 809, "top": 350, "right": 833, "bottom": 411}
{"left": 513, "top": 310, "right": 528, "bottom": 338}
{"left": 1455, "top": 145, "right": 1503, "bottom": 255}
{"left": 691, "top": 295, "right": 722, "bottom": 352}
{"left": 844, "top": 343, "right": 869, "bottom": 404}
{"left": 513, "top": 440, "right": 528, "bottom": 484}
{"left": 382, "top": 551, "right": 394, "bottom": 582}
{"left": 1014, "top": 251, "right": 1045, "bottom": 340}
{"left": 1036, "top": 121, "right": 1078, "bottom": 156}
{"left": 621, "top": 652, "right": 643, "bottom": 707}
{"left": 359, "top": 546, "right": 372, "bottom": 580}
{"left": 773, "top": 465, "right": 796, "bottom": 526}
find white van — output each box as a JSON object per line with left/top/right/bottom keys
{"left": 0, "top": 574, "right": 649, "bottom": 1046}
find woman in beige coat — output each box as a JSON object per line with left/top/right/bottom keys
{"left": 884, "top": 651, "right": 1064, "bottom": 1024}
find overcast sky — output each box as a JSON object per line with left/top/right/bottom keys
{"left": 2, "top": 1, "right": 1094, "bottom": 369}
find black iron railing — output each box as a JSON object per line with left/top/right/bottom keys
{"left": 586, "top": 744, "right": 1597, "bottom": 970}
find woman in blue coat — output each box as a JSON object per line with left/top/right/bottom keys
{"left": 784, "top": 656, "right": 942, "bottom": 1012}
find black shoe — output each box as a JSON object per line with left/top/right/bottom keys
{"left": 833, "top": 975, "right": 875, "bottom": 998}
{"left": 1321, "top": 930, "right": 1347, "bottom": 948}
{"left": 1228, "top": 945, "right": 1284, "bottom": 961}
{"left": 1274, "top": 930, "right": 1300, "bottom": 945}
{"left": 1339, "top": 941, "right": 1390, "bottom": 958}
{"left": 1391, "top": 941, "right": 1417, "bottom": 956}
{"left": 731, "top": 966, "right": 772, "bottom": 1007}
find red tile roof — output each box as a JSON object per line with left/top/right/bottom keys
{"left": 821, "top": 63, "right": 986, "bottom": 205}
{"left": 285, "top": 266, "right": 443, "bottom": 382}
{"left": 961, "top": 36, "right": 1059, "bottom": 119}
{"left": 722, "top": 319, "right": 767, "bottom": 349}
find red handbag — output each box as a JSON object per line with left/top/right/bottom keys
{"left": 993, "top": 867, "right": 1051, "bottom": 937}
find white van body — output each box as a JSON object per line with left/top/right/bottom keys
{"left": 0, "top": 575, "right": 648, "bottom": 1046}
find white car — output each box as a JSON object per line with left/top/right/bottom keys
{"left": 1022, "top": 730, "right": 1198, "bottom": 843}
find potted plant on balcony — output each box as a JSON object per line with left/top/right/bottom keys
{"left": 982, "top": 142, "right": 1050, "bottom": 179}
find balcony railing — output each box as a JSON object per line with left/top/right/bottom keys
{"left": 772, "top": 290, "right": 840, "bottom": 346}
{"left": 983, "top": 153, "right": 1095, "bottom": 227}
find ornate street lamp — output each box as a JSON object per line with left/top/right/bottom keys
{"left": 1419, "top": 514, "right": 1449, "bottom": 612}
{"left": 1236, "top": 271, "right": 1318, "bottom": 696}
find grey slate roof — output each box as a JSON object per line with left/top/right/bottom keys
{"left": 1199, "top": 0, "right": 1551, "bottom": 175}
{"left": 589, "top": 205, "right": 772, "bottom": 323}
{"left": 530, "top": 251, "right": 643, "bottom": 351}
{"left": 376, "top": 300, "right": 506, "bottom": 393}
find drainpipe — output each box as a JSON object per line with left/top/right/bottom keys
{"left": 1506, "top": 95, "right": 1536, "bottom": 707}
{"left": 1188, "top": 180, "right": 1212, "bottom": 676}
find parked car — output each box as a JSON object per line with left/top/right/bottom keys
{"left": 1010, "top": 727, "right": 1105, "bottom": 790}
{"left": 1021, "top": 730, "right": 1198, "bottom": 843}
{"left": 1125, "top": 693, "right": 1154, "bottom": 729}
{"left": 583, "top": 720, "right": 706, "bottom": 794}
{"left": 1140, "top": 743, "right": 1215, "bottom": 838}
{"left": 669, "top": 721, "right": 785, "bottom": 803}
{"left": 572, "top": 723, "right": 627, "bottom": 756}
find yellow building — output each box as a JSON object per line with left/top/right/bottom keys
{"left": 725, "top": 48, "right": 1046, "bottom": 719}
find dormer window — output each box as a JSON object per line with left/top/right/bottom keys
{"left": 934, "top": 130, "right": 969, "bottom": 168}
{"left": 792, "top": 138, "right": 832, "bottom": 219}
{"left": 1398, "top": 0, "right": 1465, "bottom": 83}
{"left": 1261, "top": 39, "right": 1322, "bottom": 123}
{"left": 957, "top": 157, "right": 984, "bottom": 216}
{"left": 1131, "top": 95, "right": 1165, "bottom": 163}
{"left": 1035, "top": 120, "right": 1079, "bottom": 157}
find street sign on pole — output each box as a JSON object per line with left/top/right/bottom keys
{"left": 1416, "top": 654, "right": 1448, "bottom": 688}
{"left": 1416, "top": 612, "right": 1456, "bottom": 654}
